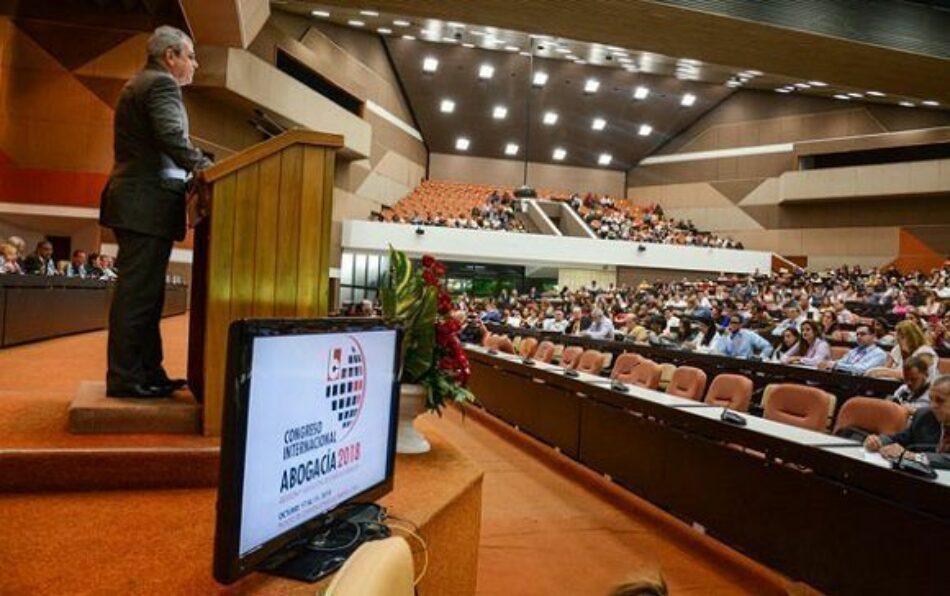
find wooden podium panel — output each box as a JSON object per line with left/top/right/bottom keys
{"left": 188, "top": 130, "right": 342, "bottom": 436}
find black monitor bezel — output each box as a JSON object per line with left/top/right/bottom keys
{"left": 213, "top": 317, "right": 403, "bottom": 585}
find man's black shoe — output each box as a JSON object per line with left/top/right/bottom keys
{"left": 106, "top": 383, "right": 173, "bottom": 398}
{"left": 154, "top": 378, "right": 187, "bottom": 390}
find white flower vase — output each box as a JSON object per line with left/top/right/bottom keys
{"left": 396, "top": 383, "right": 431, "bottom": 454}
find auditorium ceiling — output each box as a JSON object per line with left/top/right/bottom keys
{"left": 274, "top": 1, "right": 949, "bottom": 169}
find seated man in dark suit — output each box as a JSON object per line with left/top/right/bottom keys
{"left": 864, "top": 375, "right": 950, "bottom": 470}
{"left": 65, "top": 249, "right": 90, "bottom": 278}
{"left": 22, "top": 240, "right": 56, "bottom": 276}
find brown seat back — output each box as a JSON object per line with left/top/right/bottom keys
{"left": 482, "top": 333, "right": 495, "bottom": 348}
{"left": 762, "top": 384, "right": 836, "bottom": 432}
{"left": 534, "top": 341, "right": 556, "bottom": 363}
{"left": 575, "top": 350, "right": 605, "bottom": 374}
{"left": 560, "top": 346, "right": 584, "bottom": 368}
{"left": 703, "top": 374, "right": 754, "bottom": 412}
{"left": 519, "top": 337, "right": 539, "bottom": 358}
{"left": 495, "top": 336, "right": 515, "bottom": 354}
{"left": 829, "top": 346, "right": 850, "bottom": 361}
{"left": 610, "top": 353, "right": 642, "bottom": 380}
{"left": 628, "top": 360, "right": 662, "bottom": 389}
{"left": 665, "top": 366, "right": 708, "bottom": 401}
{"left": 833, "top": 397, "right": 908, "bottom": 435}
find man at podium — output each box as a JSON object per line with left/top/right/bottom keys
{"left": 99, "top": 26, "right": 212, "bottom": 398}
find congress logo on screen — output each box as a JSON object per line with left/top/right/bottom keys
{"left": 324, "top": 337, "right": 367, "bottom": 439}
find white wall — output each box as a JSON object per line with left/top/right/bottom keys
{"left": 343, "top": 220, "right": 773, "bottom": 274}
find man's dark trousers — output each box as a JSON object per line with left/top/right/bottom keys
{"left": 106, "top": 228, "right": 173, "bottom": 392}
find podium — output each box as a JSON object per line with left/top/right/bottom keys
{"left": 188, "top": 130, "right": 343, "bottom": 436}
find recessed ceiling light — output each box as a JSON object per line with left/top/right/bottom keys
{"left": 348, "top": 20, "right": 365, "bottom": 27}
{"left": 726, "top": 80, "right": 742, "bottom": 88}
{"left": 493, "top": 105, "right": 508, "bottom": 119}
{"left": 479, "top": 64, "right": 495, "bottom": 79}
{"left": 775, "top": 88, "right": 792, "bottom": 93}
{"left": 847, "top": 92, "right": 863, "bottom": 98}
{"left": 442, "top": 37, "right": 459, "bottom": 43}
{"left": 455, "top": 137, "right": 470, "bottom": 151}
{"left": 377, "top": 27, "right": 392, "bottom": 34}
{"left": 360, "top": 10, "right": 379, "bottom": 17}
{"left": 598, "top": 153, "right": 613, "bottom": 166}
{"left": 440, "top": 99, "right": 455, "bottom": 113}
{"left": 311, "top": 10, "right": 330, "bottom": 18}
{"left": 679, "top": 58, "right": 701, "bottom": 66}
{"left": 447, "top": 21, "right": 466, "bottom": 28}
{"left": 533, "top": 71, "right": 549, "bottom": 87}
{"left": 922, "top": 100, "right": 940, "bottom": 107}
{"left": 866, "top": 91, "right": 886, "bottom": 97}
{"left": 556, "top": 47, "right": 571, "bottom": 54}
{"left": 552, "top": 148, "right": 567, "bottom": 161}
{"left": 422, "top": 57, "right": 438, "bottom": 73}
{"left": 565, "top": 54, "right": 577, "bottom": 61}
{"left": 899, "top": 101, "right": 915, "bottom": 107}
{"left": 470, "top": 30, "right": 486, "bottom": 37}
{"left": 638, "top": 124, "right": 652, "bottom": 136}
{"left": 402, "top": 35, "right": 416, "bottom": 40}
{"left": 633, "top": 86, "right": 650, "bottom": 100}
{"left": 462, "top": 43, "right": 475, "bottom": 48}
{"left": 505, "top": 45, "right": 520, "bottom": 52}
{"left": 422, "top": 28, "right": 438, "bottom": 37}
{"left": 746, "top": 69, "right": 763, "bottom": 76}
{"left": 393, "top": 19, "right": 411, "bottom": 27}
{"left": 575, "top": 59, "right": 587, "bottom": 65}
{"left": 808, "top": 81, "right": 828, "bottom": 87}
{"left": 543, "top": 111, "right": 559, "bottom": 125}
{"left": 833, "top": 94, "right": 850, "bottom": 100}
{"left": 591, "top": 117, "right": 606, "bottom": 131}
{"left": 505, "top": 143, "right": 519, "bottom": 156}
{"left": 794, "top": 83, "right": 811, "bottom": 89}
{"left": 584, "top": 79, "right": 600, "bottom": 94}
{"left": 681, "top": 93, "right": 697, "bottom": 107}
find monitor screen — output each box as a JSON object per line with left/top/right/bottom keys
{"left": 214, "top": 318, "right": 401, "bottom": 585}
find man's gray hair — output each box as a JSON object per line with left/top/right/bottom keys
{"left": 147, "top": 25, "right": 191, "bottom": 61}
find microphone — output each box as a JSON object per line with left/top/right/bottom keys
{"left": 720, "top": 407, "right": 747, "bottom": 426}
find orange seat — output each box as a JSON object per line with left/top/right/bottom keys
{"left": 627, "top": 360, "right": 662, "bottom": 390}
{"left": 665, "top": 366, "right": 707, "bottom": 401}
{"left": 560, "top": 346, "right": 584, "bottom": 368}
{"left": 703, "top": 374, "right": 754, "bottom": 412}
{"left": 495, "top": 336, "right": 515, "bottom": 354}
{"left": 762, "top": 384, "right": 837, "bottom": 432}
{"left": 833, "top": 397, "right": 908, "bottom": 436}
{"left": 939, "top": 358, "right": 950, "bottom": 375}
{"left": 610, "top": 353, "right": 643, "bottom": 380}
{"left": 482, "top": 333, "right": 495, "bottom": 348}
{"left": 829, "top": 346, "right": 850, "bottom": 361}
{"left": 518, "top": 337, "right": 539, "bottom": 358}
{"left": 534, "top": 341, "right": 556, "bottom": 363}
{"left": 575, "top": 350, "right": 605, "bottom": 374}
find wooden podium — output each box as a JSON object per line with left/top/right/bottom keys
{"left": 188, "top": 130, "right": 343, "bottom": 436}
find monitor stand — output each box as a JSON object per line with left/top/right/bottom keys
{"left": 256, "top": 503, "right": 391, "bottom": 583}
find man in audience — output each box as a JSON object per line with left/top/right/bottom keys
{"left": 865, "top": 375, "right": 950, "bottom": 470}
{"left": 99, "top": 254, "right": 118, "bottom": 280}
{"left": 479, "top": 301, "right": 502, "bottom": 324}
{"left": 713, "top": 315, "right": 773, "bottom": 359}
{"left": 65, "top": 250, "right": 90, "bottom": 278}
{"left": 771, "top": 304, "right": 805, "bottom": 337}
{"left": 583, "top": 308, "right": 615, "bottom": 340}
{"left": 818, "top": 324, "right": 888, "bottom": 374}
{"left": 889, "top": 355, "right": 932, "bottom": 415}
{"left": 567, "top": 306, "right": 591, "bottom": 335}
{"left": 542, "top": 310, "right": 568, "bottom": 333}
{"left": 22, "top": 240, "right": 56, "bottom": 276}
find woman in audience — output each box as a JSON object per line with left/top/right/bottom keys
{"left": 786, "top": 320, "right": 831, "bottom": 367}
{"left": 873, "top": 317, "right": 896, "bottom": 346}
{"left": 818, "top": 309, "right": 839, "bottom": 338}
{"left": 0, "top": 242, "right": 23, "bottom": 274}
{"left": 883, "top": 320, "right": 939, "bottom": 380}
{"left": 773, "top": 327, "right": 802, "bottom": 364}
{"left": 682, "top": 316, "right": 720, "bottom": 353}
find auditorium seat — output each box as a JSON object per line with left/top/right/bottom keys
{"left": 628, "top": 360, "right": 662, "bottom": 390}
{"left": 833, "top": 397, "right": 908, "bottom": 436}
{"left": 762, "top": 384, "right": 837, "bottom": 432}
{"left": 665, "top": 366, "right": 707, "bottom": 401}
{"left": 560, "top": 346, "right": 584, "bottom": 368}
{"left": 657, "top": 363, "right": 676, "bottom": 391}
{"left": 519, "top": 337, "right": 539, "bottom": 358}
{"left": 940, "top": 358, "right": 950, "bottom": 375}
{"left": 703, "top": 374, "right": 754, "bottom": 412}
{"left": 534, "top": 341, "right": 556, "bottom": 363}
{"left": 482, "top": 333, "right": 494, "bottom": 347}
{"left": 496, "top": 336, "right": 515, "bottom": 354}
{"left": 325, "top": 537, "right": 414, "bottom": 596}
{"left": 829, "top": 346, "right": 850, "bottom": 361}
{"left": 610, "top": 353, "right": 642, "bottom": 380}
{"left": 575, "top": 349, "right": 606, "bottom": 374}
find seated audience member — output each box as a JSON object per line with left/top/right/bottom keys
{"left": 886, "top": 320, "right": 939, "bottom": 380}
{"left": 480, "top": 301, "right": 503, "bottom": 323}
{"left": 460, "top": 311, "right": 487, "bottom": 345}
{"left": 682, "top": 316, "right": 720, "bottom": 353}
{"left": 713, "top": 315, "right": 773, "bottom": 359}
{"left": 621, "top": 315, "right": 650, "bottom": 343}
{"left": 505, "top": 309, "right": 523, "bottom": 328}
{"left": 773, "top": 327, "right": 802, "bottom": 364}
{"left": 0, "top": 242, "right": 23, "bottom": 274}
{"left": 542, "top": 310, "right": 568, "bottom": 333}
{"left": 872, "top": 317, "right": 895, "bottom": 346}
{"left": 786, "top": 320, "right": 831, "bottom": 367}
{"left": 98, "top": 254, "right": 118, "bottom": 280}
{"left": 818, "top": 309, "right": 839, "bottom": 338}
{"left": 65, "top": 249, "right": 90, "bottom": 278}
{"left": 819, "top": 324, "right": 888, "bottom": 374}
{"left": 932, "top": 311, "right": 950, "bottom": 353}
{"left": 86, "top": 252, "right": 104, "bottom": 278}
{"left": 7, "top": 235, "right": 26, "bottom": 265}
{"left": 583, "top": 308, "right": 616, "bottom": 340}
{"left": 22, "top": 240, "right": 57, "bottom": 276}
{"left": 864, "top": 375, "right": 950, "bottom": 470}
{"left": 833, "top": 300, "right": 856, "bottom": 325}
{"left": 770, "top": 304, "right": 805, "bottom": 337}
{"left": 567, "top": 306, "right": 591, "bottom": 335}
{"left": 889, "top": 355, "right": 932, "bottom": 415}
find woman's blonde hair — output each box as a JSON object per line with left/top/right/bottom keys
{"left": 895, "top": 319, "right": 928, "bottom": 355}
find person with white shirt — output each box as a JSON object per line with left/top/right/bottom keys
{"left": 542, "top": 310, "right": 568, "bottom": 333}
{"left": 771, "top": 305, "right": 806, "bottom": 337}
{"left": 583, "top": 308, "right": 615, "bottom": 340}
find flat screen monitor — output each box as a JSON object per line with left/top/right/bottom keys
{"left": 213, "top": 318, "right": 402, "bottom": 585}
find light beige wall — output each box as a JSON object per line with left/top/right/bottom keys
{"left": 558, "top": 268, "right": 617, "bottom": 291}
{"left": 429, "top": 153, "right": 625, "bottom": 197}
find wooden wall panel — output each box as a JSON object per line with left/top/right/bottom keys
{"left": 252, "top": 154, "right": 281, "bottom": 316}
{"left": 274, "top": 145, "right": 303, "bottom": 317}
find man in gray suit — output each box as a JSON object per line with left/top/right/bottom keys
{"left": 100, "top": 25, "right": 212, "bottom": 398}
